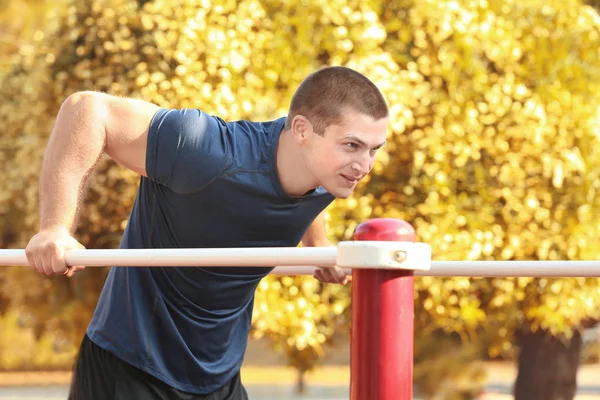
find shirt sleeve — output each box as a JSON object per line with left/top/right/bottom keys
{"left": 146, "top": 108, "right": 232, "bottom": 193}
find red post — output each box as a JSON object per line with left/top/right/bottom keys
{"left": 350, "top": 218, "right": 416, "bottom": 400}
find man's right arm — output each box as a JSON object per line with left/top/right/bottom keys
{"left": 26, "top": 91, "right": 159, "bottom": 277}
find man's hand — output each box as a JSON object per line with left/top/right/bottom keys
{"left": 302, "top": 214, "right": 350, "bottom": 284}
{"left": 313, "top": 265, "right": 351, "bottom": 285}
{"left": 25, "top": 226, "right": 86, "bottom": 278}
{"left": 308, "top": 239, "right": 351, "bottom": 285}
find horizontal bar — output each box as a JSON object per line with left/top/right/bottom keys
{"left": 422, "top": 261, "right": 600, "bottom": 277}
{"left": 0, "top": 248, "right": 337, "bottom": 267}
{"left": 271, "top": 266, "right": 333, "bottom": 275}
{"left": 0, "top": 242, "right": 432, "bottom": 270}
{"left": 275, "top": 261, "right": 600, "bottom": 277}
{"left": 4, "top": 249, "right": 600, "bottom": 277}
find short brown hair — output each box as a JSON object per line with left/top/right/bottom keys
{"left": 285, "top": 66, "right": 389, "bottom": 134}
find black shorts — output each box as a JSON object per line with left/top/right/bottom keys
{"left": 68, "top": 334, "right": 249, "bottom": 400}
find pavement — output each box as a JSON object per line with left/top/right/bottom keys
{"left": 480, "top": 361, "right": 600, "bottom": 399}
{"left": 1, "top": 362, "right": 600, "bottom": 399}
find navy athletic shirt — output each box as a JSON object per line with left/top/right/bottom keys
{"left": 86, "top": 108, "right": 335, "bottom": 394}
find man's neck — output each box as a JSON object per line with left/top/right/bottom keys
{"left": 276, "top": 129, "right": 318, "bottom": 197}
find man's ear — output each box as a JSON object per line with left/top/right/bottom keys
{"left": 290, "top": 115, "right": 313, "bottom": 142}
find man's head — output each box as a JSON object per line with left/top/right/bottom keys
{"left": 285, "top": 66, "right": 389, "bottom": 198}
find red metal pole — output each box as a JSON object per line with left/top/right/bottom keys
{"left": 350, "top": 218, "right": 416, "bottom": 400}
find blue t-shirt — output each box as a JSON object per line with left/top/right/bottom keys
{"left": 86, "top": 109, "right": 335, "bottom": 394}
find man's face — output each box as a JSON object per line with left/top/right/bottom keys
{"left": 301, "top": 110, "right": 388, "bottom": 198}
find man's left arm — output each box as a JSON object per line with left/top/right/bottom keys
{"left": 302, "top": 213, "right": 350, "bottom": 284}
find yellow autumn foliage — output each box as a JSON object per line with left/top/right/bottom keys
{"left": 1, "top": 0, "right": 600, "bottom": 383}
{"left": 327, "top": 0, "right": 600, "bottom": 357}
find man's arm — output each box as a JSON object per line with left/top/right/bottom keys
{"left": 40, "top": 91, "right": 158, "bottom": 231}
{"left": 301, "top": 212, "right": 331, "bottom": 247}
{"left": 302, "top": 212, "right": 350, "bottom": 284}
{"left": 25, "top": 91, "right": 159, "bottom": 276}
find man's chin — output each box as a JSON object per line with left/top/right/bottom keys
{"left": 324, "top": 185, "right": 354, "bottom": 199}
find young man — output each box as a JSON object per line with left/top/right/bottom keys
{"left": 24, "top": 66, "right": 389, "bottom": 399}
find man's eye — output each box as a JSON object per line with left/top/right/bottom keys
{"left": 346, "top": 143, "right": 359, "bottom": 149}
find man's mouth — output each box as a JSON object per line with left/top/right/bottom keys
{"left": 341, "top": 174, "right": 360, "bottom": 185}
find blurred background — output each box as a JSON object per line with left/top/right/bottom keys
{"left": 2, "top": 0, "right": 600, "bottom": 399}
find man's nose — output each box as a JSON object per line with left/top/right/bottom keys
{"left": 351, "top": 155, "right": 371, "bottom": 175}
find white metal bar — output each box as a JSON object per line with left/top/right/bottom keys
{"left": 271, "top": 266, "right": 330, "bottom": 275}
{"left": 273, "top": 262, "right": 600, "bottom": 277}
{"left": 3, "top": 249, "right": 600, "bottom": 277}
{"left": 421, "top": 261, "right": 600, "bottom": 277}
{"left": 0, "top": 248, "right": 337, "bottom": 267}
{"left": 0, "top": 242, "right": 431, "bottom": 270}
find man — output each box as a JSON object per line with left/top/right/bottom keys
{"left": 25, "top": 66, "right": 389, "bottom": 399}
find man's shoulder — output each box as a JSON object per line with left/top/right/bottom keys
{"left": 225, "top": 117, "right": 285, "bottom": 144}
{"left": 156, "top": 109, "right": 284, "bottom": 140}
{"left": 220, "top": 117, "right": 285, "bottom": 166}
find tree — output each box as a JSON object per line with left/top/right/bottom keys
{"left": 251, "top": 275, "right": 350, "bottom": 393}
{"left": 0, "top": 0, "right": 368, "bottom": 376}
{"left": 327, "top": 1, "right": 600, "bottom": 399}
{"left": 0, "top": 0, "right": 58, "bottom": 71}
{"left": 2, "top": 1, "right": 600, "bottom": 399}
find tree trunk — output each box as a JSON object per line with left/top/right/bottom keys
{"left": 514, "top": 328, "right": 582, "bottom": 400}
{"left": 296, "top": 367, "right": 306, "bottom": 395}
